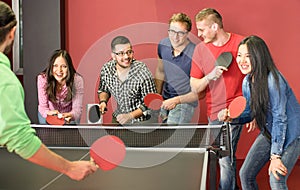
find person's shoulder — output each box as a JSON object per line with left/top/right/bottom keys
{"left": 268, "top": 71, "right": 286, "bottom": 85}
{"left": 230, "top": 33, "right": 245, "bottom": 42}
{"left": 0, "top": 64, "right": 19, "bottom": 86}
{"left": 36, "top": 73, "right": 48, "bottom": 87}
{"left": 132, "top": 59, "right": 146, "bottom": 67}
{"left": 102, "top": 60, "right": 115, "bottom": 69}
{"left": 74, "top": 73, "right": 84, "bottom": 81}
{"left": 133, "top": 60, "right": 151, "bottom": 72}
{"left": 37, "top": 73, "right": 46, "bottom": 81}
{"left": 159, "top": 37, "right": 170, "bottom": 44}
{"left": 182, "top": 41, "right": 196, "bottom": 56}
{"left": 194, "top": 41, "right": 210, "bottom": 54}
{"left": 159, "top": 37, "right": 171, "bottom": 47}
{"left": 268, "top": 72, "right": 287, "bottom": 93}
{"left": 131, "top": 60, "right": 152, "bottom": 77}
{"left": 73, "top": 73, "right": 84, "bottom": 89}
{"left": 187, "top": 40, "right": 196, "bottom": 49}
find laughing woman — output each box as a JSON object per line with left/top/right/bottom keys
{"left": 219, "top": 35, "right": 300, "bottom": 190}
{"left": 37, "top": 49, "right": 84, "bottom": 124}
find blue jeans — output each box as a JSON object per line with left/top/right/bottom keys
{"left": 240, "top": 133, "right": 300, "bottom": 190}
{"left": 210, "top": 119, "right": 243, "bottom": 190}
{"left": 38, "top": 112, "right": 47, "bottom": 124}
{"left": 160, "top": 103, "right": 195, "bottom": 124}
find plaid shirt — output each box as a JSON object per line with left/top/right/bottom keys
{"left": 98, "top": 59, "right": 156, "bottom": 122}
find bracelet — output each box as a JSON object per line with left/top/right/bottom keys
{"left": 270, "top": 154, "right": 281, "bottom": 160}
{"left": 99, "top": 100, "right": 107, "bottom": 105}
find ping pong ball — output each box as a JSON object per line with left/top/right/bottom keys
{"left": 58, "top": 113, "right": 62, "bottom": 118}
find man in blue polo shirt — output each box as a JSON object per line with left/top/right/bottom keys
{"left": 155, "top": 13, "right": 198, "bottom": 124}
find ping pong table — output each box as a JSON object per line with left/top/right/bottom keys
{"left": 0, "top": 124, "right": 231, "bottom": 190}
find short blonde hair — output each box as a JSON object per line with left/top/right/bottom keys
{"left": 195, "top": 8, "right": 223, "bottom": 28}
{"left": 169, "top": 13, "right": 192, "bottom": 32}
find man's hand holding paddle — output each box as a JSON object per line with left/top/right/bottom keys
{"left": 99, "top": 100, "right": 108, "bottom": 115}
{"left": 206, "top": 52, "right": 233, "bottom": 82}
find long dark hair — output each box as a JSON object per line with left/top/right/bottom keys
{"left": 43, "top": 49, "right": 77, "bottom": 102}
{"left": 239, "top": 36, "right": 280, "bottom": 129}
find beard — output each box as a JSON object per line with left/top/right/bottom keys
{"left": 4, "top": 40, "right": 14, "bottom": 55}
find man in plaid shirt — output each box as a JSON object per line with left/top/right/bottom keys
{"left": 98, "top": 36, "right": 156, "bottom": 125}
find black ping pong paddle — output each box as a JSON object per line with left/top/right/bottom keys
{"left": 88, "top": 104, "right": 108, "bottom": 123}
{"left": 215, "top": 52, "right": 233, "bottom": 68}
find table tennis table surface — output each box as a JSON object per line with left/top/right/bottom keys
{"left": 0, "top": 124, "right": 230, "bottom": 190}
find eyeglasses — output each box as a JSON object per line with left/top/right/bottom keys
{"left": 113, "top": 50, "right": 134, "bottom": 56}
{"left": 168, "top": 29, "right": 188, "bottom": 37}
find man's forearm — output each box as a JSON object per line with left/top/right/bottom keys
{"left": 190, "top": 77, "right": 209, "bottom": 94}
{"left": 28, "top": 144, "right": 70, "bottom": 175}
{"left": 176, "top": 91, "right": 199, "bottom": 104}
{"left": 154, "top": 78, "right": 164, "bottom": 94}
{"left": 98, "top": 92, "right": 110, "bottom": 103}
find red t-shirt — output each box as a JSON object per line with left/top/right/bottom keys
{"left": 190, "top": 33, "right": 245, "bottom": 120}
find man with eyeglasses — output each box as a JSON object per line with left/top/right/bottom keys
{"left": 155, "top": 13, "right": 198, "bottom": 124}
{"left": 98, "top": 36, "right": 156, "bottom": 125}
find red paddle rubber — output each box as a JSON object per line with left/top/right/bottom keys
{"left": 90, "top": 135, "right": 126, "bottom": 171}
{"left": 144, "top": 93, "right": 163, "bottom": 110}
{"left": 228, "top": 96, "right": 246, "bottom": 118}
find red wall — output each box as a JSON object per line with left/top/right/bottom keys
{"left": 65, "top": 0, "right": 300, "bottom": 159}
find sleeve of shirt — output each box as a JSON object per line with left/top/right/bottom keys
{"left": 70, "top": 74, "right": 84, "bottom": 121}
{"left": 269, "top": 74, "right": 288, "bottom": 156}
{"left": 157, "top": 42, "right": 162, "bottom": 59}
{"left": 234, "top": 77, "right": 252, "bottom": 124}
{"left": 97, "top": 65, "right": 111, "bottom": 97}
{"left": 0, "top": 84, "right": 42, "bottom": 159}
{"left": 190, "top": 45, "right": 204, "bottom": 79}
{"left": 140, "top": 65, "right": 157, "bottom": 111}
{"left": 37, "top": 74, "right": 50, "bottom": 118}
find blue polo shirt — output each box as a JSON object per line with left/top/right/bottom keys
{"left": 158, "top": 37, "right": 197, "bottom": 106}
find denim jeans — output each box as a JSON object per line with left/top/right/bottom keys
{"left": 240, "top": 133, "right": 300, "bottom": 190}
{"left": 160, "top": 103, "right": 195, "bottom": 124}
{"left": 209, "top": 119, "right": 243, "bottom": 190}
{"left": 38, "top": 112, "right": 47, "bottom": 124}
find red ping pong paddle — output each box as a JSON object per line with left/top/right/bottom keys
{"left": 228, "top": 96, "right": 247, "bottom": 118}
{"left": 46, "top": 115, "right": 65, "bottom": 125}
{"left": 144, "top": 93, "right": 163, "bottom": 110}
{"left": 90, "top": 135, "right": 126, "bottom": 171}
{"left": 215, "top": 52, "right": 233, "bottom": 68}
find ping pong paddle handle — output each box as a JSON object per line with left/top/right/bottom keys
{"left": 99, "top": 106, "right": 108, "bottom": 114}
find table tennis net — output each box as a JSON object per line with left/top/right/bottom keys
{"left": 32, "top": 124, "right": 229, "bottom": 150}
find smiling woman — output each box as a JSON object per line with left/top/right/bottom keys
{"left": 37, "top": 49, "right": 84, "bottom": 125}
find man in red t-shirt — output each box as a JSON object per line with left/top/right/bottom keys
{"left": 190, "top": 8, "right": 245, "bottom": 190}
